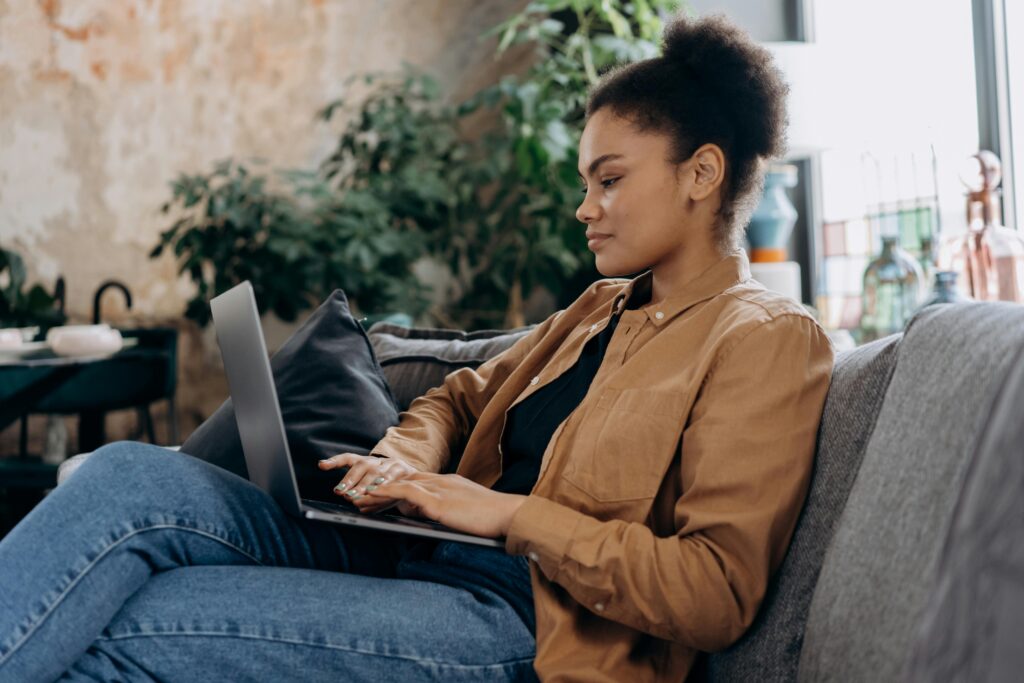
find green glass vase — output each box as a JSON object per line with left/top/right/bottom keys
{"left": 860, "top": 236, "right": 925, "bottom": 343}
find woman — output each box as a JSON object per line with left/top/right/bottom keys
{"left": 0, "top": 13, "right": 832, "bottom": 682}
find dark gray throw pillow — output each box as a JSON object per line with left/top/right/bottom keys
{"left": 180, "top": 290, "right": 400, "bottom": 503}
{"left": 366, "top": 322, "right": 536, "bottom": 412}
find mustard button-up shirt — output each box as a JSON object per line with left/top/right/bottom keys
{"left": 372, "top": 250, "right": 835, "bottom": 682}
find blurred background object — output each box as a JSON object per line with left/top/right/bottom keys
{"left": 859, "top": 235, "right": 925, "bottom": 344}
{"left": 938, "top": 150, "right": 1024, "bottom": 302}
{"left": 748, "top": 164, "right": 803, "bottom": 302}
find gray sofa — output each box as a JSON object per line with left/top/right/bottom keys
{"left": 58, "top": 301, "right": 1024, "bottom": 681}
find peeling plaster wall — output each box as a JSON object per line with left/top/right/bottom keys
{"left": 0, "top": 0, "right": 528, "bottom": 454}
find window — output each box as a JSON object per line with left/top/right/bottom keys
{"left": 810, "top": 0, "right": 980, "bottom": 330}
{"left": 1005, "top": 0, "right": 1024, "bottom": 227}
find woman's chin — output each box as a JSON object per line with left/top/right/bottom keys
{"left": 594, "top": 256, "right": 637, "bottom": 279}
{"left": 594, "top": 260, "right": 617, "bottom": 278}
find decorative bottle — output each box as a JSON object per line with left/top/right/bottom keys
{"left": 919, "top": 270, "right": 970, "bottom": 309}
{"left": 938, "top": 151, "right": 1024, "bottom": 302}
{"left": 918, "top": 235, "right": 937, "bottom": 302}
{"left": 860, "top": 235, "right": 925, "bottom": 343}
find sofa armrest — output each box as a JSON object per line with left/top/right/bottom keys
{"left": 56, "top": 445, "right": 181, "bottom": 487}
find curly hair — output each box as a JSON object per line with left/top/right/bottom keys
{"left": 586, "top": 13, "right": 789, "bottom": 251}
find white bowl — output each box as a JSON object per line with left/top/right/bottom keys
{"left": 46, "top": 324, "right": 123, "bottom": 357}
{"left": 0, "top": 329, "right": 23, "bottom": 349}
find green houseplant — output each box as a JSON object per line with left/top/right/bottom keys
{"left": 459, "top": 0, "right": 681, "bottom": 325}
{"left": 315, "top": 0, "right": 681, "bottom": 329}
{"left": 0, "top": 247, "right": 66, "bottom": 331}
{"left": 150, "top": 160, "right": 429, "bottom": 327}
{"left": 153, "top": 0, "right": 682, "bottom": 330}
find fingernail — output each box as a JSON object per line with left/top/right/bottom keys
{"left": 350, "top": 494, "right": 362, "bottom": 501}
{"left": 373, "top": 477, "right": 385, "bottom": 484}
{"left": 346, "top": 489, "right": 359, "bottom": 497}
{"left": 366, "top": 485, "right": 377, "bottom": 492}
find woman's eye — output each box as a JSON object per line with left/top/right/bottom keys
{"left": 580, "top": 178, "right": 619, "bottom": 194}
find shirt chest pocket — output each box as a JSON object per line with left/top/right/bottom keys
{"left": 562, "top": 388, "right": 687, "bottom": 503}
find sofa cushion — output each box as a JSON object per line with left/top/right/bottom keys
{"left": 905, "top": 343, "right": 1024, "bottom": 681}
{"left": 798, "top": 302, "right": 1024, "bottom": 682}
{"left": 180, "top": 290, "right": 400, "bottom": 503}
{"left": 706, "top": 333, "right": 902, "bottom": 682}
{"left": 366, "top": 322, "right": 536, "bottom": 412}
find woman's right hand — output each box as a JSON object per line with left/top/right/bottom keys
{"left": 317, "top": 453, "right": 421, "bottom": 515}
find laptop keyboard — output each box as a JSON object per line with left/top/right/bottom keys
{"left": 303, "top": 499, "right": 360, "bottom": 515}
{"left": 303, "top": 498, "right": 453, "bottom": 531}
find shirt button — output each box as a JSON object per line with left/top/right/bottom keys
{"left": 594, "top": 602, "right": 606, "bottom": 612}
{"left": 530, "top": 376, "right": 539, "bottom": 385}
{"left": 528, "top": 552, "right": 539, "bottom": 562}
{"left": 654, "top": 311, "right": 665, "bottom": 320}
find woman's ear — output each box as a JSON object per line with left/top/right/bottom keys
{"left": 681, "top": 144, "right": 726, "bottom": 201}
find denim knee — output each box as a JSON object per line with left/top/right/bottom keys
{"left": 79, "top": 441, "right": 183, "bottom": 483}
{"left": 71, "top": 440, "right": 281, "bottom": 526}
{"left": 72, "top": 442, "right": 226, "bottom": 509}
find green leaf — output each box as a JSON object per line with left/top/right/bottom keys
{"left": 4, "top": 250, "right": 26, "bottom": 293}
{"left": 496, "top": 17, "right": 520, "bottom": 53}
{"left": 23, "top": 284, "right": 55, "bottom": 314}
{"left": 538, "top": 18, "right": 565, "bottom": 36}
{"left": 540, "top": 119, "right": 573, "bottom": 163}
{"left": 601, "top": 0, "right": 633, "bottom": 38}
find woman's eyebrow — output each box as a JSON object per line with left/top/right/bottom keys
{"left": 577, "top": 153, "right": 625, "bottom": 179}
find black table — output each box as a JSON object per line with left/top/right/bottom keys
{"left": 1, "top": 339, "right": 139, "bottom": 449}
{"left": 0, "top": 333, "right": 178, "bottom": 537}
{"left": 0, "top": 337, "right": 182, "bottom": 453}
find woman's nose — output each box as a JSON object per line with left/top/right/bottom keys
{"left": 576, "top": 191, "right": 601, "bottom": 224}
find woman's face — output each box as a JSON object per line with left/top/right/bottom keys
{"left": 576, "top": 109, "right": 716, "bottom": 278}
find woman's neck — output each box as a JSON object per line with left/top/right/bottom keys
{"left": 648, "top": 240, "right": 727, "bottom": 306}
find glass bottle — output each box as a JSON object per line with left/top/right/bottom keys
{"left": 918, "top": 235, "right": 937, "bottom": 301}
{"left": 860, "top": 235, "right": 925, "bottom": 343}
{"left": 919, "top": 270, "right": 970, "bottom": 309}
{"left": 938, "top": 151, "right": 1024, "bottom": 302}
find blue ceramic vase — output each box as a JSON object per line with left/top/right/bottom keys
{"left": 747, "top": 164, "right": 799, "bottom": 262}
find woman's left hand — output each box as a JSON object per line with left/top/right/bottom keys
{"left": 364, "top": 472, "right": 526, "bottom": 539}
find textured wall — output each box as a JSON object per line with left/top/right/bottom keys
{"left": 0, "top": 0, "right": 527, "bottom": 453}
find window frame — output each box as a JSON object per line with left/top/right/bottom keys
{"left": 973, "top": 0, "right": 1017, "bottom": 229}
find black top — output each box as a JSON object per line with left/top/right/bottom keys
{"left": 395, "top": 313, "right": 625, "bottom": 635}
{"left": 490, "top": 311, "right": 623, "bottom": 495}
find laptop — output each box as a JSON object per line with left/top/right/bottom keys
{"left": 210, "top": 281, "right": 504, "bottom": 548}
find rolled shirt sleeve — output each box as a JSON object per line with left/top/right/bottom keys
{"left": 505, "top": 314, "right": 834, "bottom": 651}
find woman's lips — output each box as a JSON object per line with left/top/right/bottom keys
{"left": 586, "top": 233, "right": 612, "bottom": 250}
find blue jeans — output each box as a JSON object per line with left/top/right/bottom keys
{"left": 0, "top": 442, "right": 537, "bottom": 682}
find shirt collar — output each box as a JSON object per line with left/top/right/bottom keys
{"left": 609, "top": 250, "right": 752, "bottom": 326}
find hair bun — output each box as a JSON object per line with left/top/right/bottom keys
{"left": 585, "top": 11, "right": 789, "bottom": 245}
{"left": 661, "top": 13, "right": 788, "bottom": 159}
